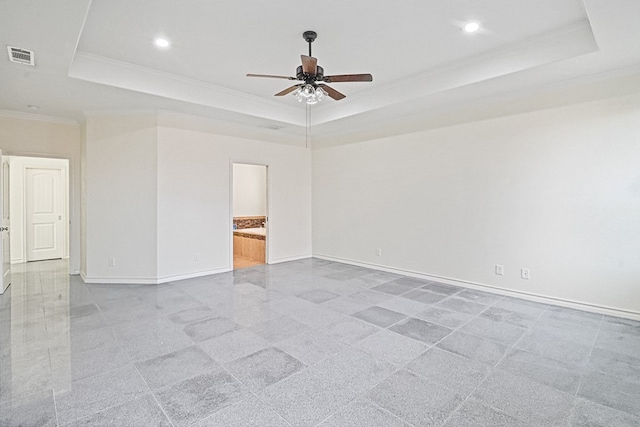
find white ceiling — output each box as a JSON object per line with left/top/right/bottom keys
{"left": 2, "top": 0, "right": 640, "bottom": 146}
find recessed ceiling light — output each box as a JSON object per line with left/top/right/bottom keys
{"left": 463, "top": 21, "right": 481, "bottom": 33}
{"left": 154, "top": 38, "right": 170, "bottom": 48}
{"left": 27, "top": 104, "right": 39, "bottom": 110}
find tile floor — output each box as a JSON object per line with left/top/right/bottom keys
{"left": 1, "top": 259, "right": 640, "bottom": 426}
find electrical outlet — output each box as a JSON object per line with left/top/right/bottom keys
{"left": 495, "top": 264, "right": 504, "bottom": 275}
{"left": 193, "top": 253, "right": 200, "bottom": 262}
{"left": 108, "top": 258, "right": 116, "bottom": 267}
{"left": 521, "top": 268, "right": 530, "bottom": 280}
{"left": 375, "top": 248, "right": 382, "bottom": 256}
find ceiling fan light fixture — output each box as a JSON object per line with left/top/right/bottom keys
{"left": 302, "top": 84, "right": 315, "bottom": 97}
{"left": 316, "top": 86, "right": 327, "bottom": 101}
{"left": 294, "top": 84, "right": 325, "bottom": 104}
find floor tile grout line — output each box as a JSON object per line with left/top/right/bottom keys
{"left": 310, "top": 362, "right": 405, "bottom": 427}
{"left": 213, "top": 364, "right": 296, "bottom": 427}
{"left": 298, "top": 293, "right": 456, "bottom": 426}
{"left": 45, "top": 346, "right": 62, "bottom": 427}
{"left": 133, "top": 363, "right": 176, "bottom": 427}
{"left": 51, "top": 384, "right": 61, "bottom": 427}
{"left": 367, "top": 399, "right": 419, "bottom": 427}
{"left": 573, "top": 313, "right": 604, "bottom": 399}
{"left": 506, "top": 302, "right": 550, "bottom": 356}
{"left": 6, "top": 259, "right": 640, "bottom": 426}
{"left": 396, "top": 297, "right": 515, "bottom": 423}
{"left": 53, "top": 360, "right": 164, "bottom": 426}
{"left": 372, "top": 291, "right": 509, "bottom": 356}
{"left": 438, "top": 368, "right": 504, "bottom": 427}
{"left": 439, "top": 301, "right": 552, "bottom": 427}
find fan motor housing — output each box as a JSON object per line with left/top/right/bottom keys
{"left": 296, "top": 65, "right": 324, "bottom": 82}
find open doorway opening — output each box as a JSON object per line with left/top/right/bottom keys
{"left": 8, "top": 156, "right": 70, "bottom": 264}
{"left": 232, "top": 163, "right": 267, "bottom": 269}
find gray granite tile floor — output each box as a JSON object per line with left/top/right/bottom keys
{"left": 2, "top": 259, "right": 640, "bottom": 426}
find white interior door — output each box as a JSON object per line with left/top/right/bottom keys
{"left": 26, "top": 167, "right": 63, "bottom": 261}
{"left": 1, "top": 151, "right": 10, "bottom": 294}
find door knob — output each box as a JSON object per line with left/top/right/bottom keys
{"left": 0, "top": 227, "right": 7, "bottom": 232}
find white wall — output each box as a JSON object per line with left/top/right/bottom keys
{"left": 0, "top": 116, "right": 81, "bottom": 273}
{"left": 312, "top": 94, "right": 640, "bottom": 316}
{"left": 233, "top": 163, "right": 267, "bottom": 217}
{"left": 80, "top": 113, "right": 311, "bottom": 283}
{"left": 83, "top": 115, "right": 158, "bottom": 282}
{"left": 157, "top": 124, "right": 312, "bottom": 280}
{"left": 8, "top": 156, "right": 69, "bottom": 264}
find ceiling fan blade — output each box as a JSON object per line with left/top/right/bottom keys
{"left": 274, "top": 85, "right": 302, "bottom": 96}
{"left": 246, "top": 74, "right": 297, "bottom": 80}
{"left": 323, "top": 74, "right": 373, "bottom": 83}
{"left": 318, "top": 84, "right": 346, "bottom": 101}
{"left": 301, "top": 55, "right": 317, "bottom": 75}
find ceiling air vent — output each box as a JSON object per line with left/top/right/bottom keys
{"left": 7, "top": 46, "right": 35, "bottom": 66}
{"left": 262, "top": 124, "right": 284, "bottom": 130}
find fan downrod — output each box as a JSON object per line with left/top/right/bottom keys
{"left": 303, "top": 30, "right": 317, "bottom": 56}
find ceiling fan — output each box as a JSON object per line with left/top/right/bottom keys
{"left": 246, "top": 31, "right": 373, "bottom": 104}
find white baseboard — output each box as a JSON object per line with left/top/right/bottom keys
{"left": 156, "top": 267, "right": 230, "bottom": 284}
{"left": 313, "top": 254, "right": 640, "bottom": 321}
{"left": 81, "top": 267, "right": 230, "bottom": 285}
{"left": 81, "top": 275, "right": 160, "bottom": 285}
{"left": 269, "top": 254, "right": 312, "bottom": 264}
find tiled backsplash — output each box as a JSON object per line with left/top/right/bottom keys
{"left": 233, "top": 216, "right": 266, "bottom": 229}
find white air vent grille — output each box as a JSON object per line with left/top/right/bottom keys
{"left": 7, "top": 46, "right": 35, "bottom": 66}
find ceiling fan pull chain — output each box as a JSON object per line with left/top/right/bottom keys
{"left": 306, "top": 103, "right": 310, "bottom": 149}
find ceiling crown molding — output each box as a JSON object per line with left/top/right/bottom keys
{"left": 68, "top": 51, "right": 306, "bottom": 127}
{"left": 0, "top": 110, "right": 79, "bottom": 125}
{"left": 311, "top": 20, "right": 598, "bottom": 126}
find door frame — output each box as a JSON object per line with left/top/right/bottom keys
{"left": 0, "top": 150, "right": 10, "bottom": 294}
{"left": 229, "top": 160, "right": 270, "bottom": 270}
{"left": 8, "top": 155, "right": 70, "bottom": 264}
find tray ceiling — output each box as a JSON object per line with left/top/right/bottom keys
{"left": 2, "top": 0, "right": 640, "bottom": 145}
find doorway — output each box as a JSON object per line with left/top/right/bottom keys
{"left": 8, "top": 156, "right": 69, "bottom": 264}
{"left": 232, "top": 163, "right": 267, "bottom": 269}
